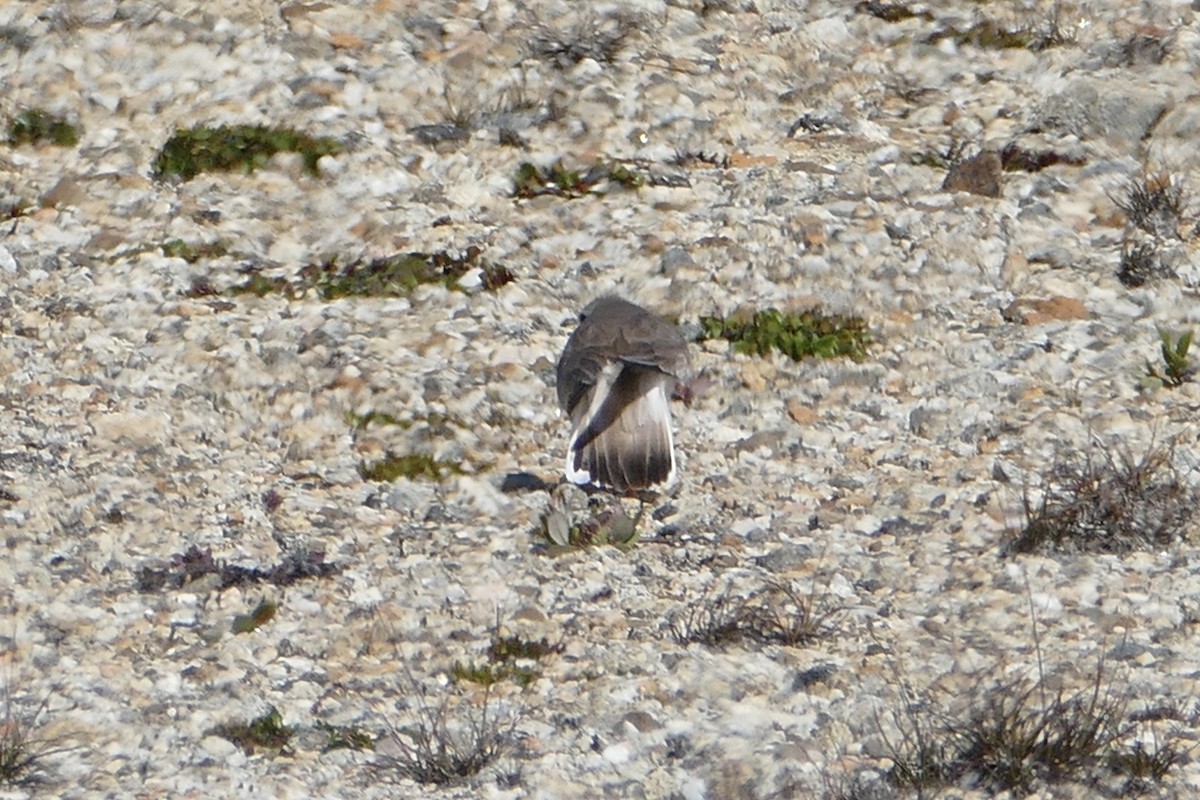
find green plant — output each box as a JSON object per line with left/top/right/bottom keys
{"left": 512, "top": 160, "right": 646, "bottom": 199}
{"left": 210, "top": 707, "right": 293, "bottom": 755}
{"left": 543, "top": 502, "right": 641, "bottom": 550}
{"left": 1145, "top": 329, "right": 1195, "bottom": 388}
{"left": 882, "top": 662, "right": 1133, "bottom": 794}
{"left": 487, "top": 634, "right": 559, "bottom": 663}
{"left": 698, "top": 308, "right": 871, "bottom": 362}
{"left": 1110, "top": 736, "right": 1182, "bottom": 785}
{"left": 161, "top": 239, "right": 228, "bottom": 264}
{"left": 667, "top": 591, "right": 755, "bottom": 648}
{"left": 227, "top": 273, "right": 291, "bottom": 298}
{"left": 924, "top": 11, "right": 1070, "bottom": 52}
{"left": 228, "top": 247, "right": 514, "bottom": 300}
{"left": 880, "top": 600, "right": 1190, "bottom": 797}
{"left": 876, "top": 682, "right": 952, "bottom": 792}
{"left": 153, "top": 124, "right": 341, "bottom": 180}
{"left": 452, "top": 631, "right": 562, "bottom": 689}
{"left": 6, "top": 109, "right": 79, "bottom": 146}
{"left": 358, "top": 453, "right": 462, "bottom": 483}
{"left": 317, "top": 721, "right": 375, "bottom": 753}
{"left": 231, "top": 600, "right": 278, "bottom": 634}
{"left": 450, "top": 661, "right": 539, "bottom": 688}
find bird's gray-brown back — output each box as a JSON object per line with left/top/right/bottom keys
{"left": 556, "top": 297, "right": 690, "bottom": 413}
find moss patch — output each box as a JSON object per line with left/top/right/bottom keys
{"left": 153, "top": 124, "right": 341, "bottom": 180}
{"left": 210, "top": 707, "right": 293, "bottom": 755}
{"left": 452, "top": 633, "right": 563, "bottom": 688}
{"left": 926, "top": 19, "right": 1061, "bottom": 51}
{"left": 316, "top": 722, "right": 375, "bottom": 753}
{"left": 358, "top": 453, "right": 462, "bottom": 483}
{"left": 513, "top": 160, "right": 645, "bottom": 198}
{"left": 699, "top": 308, "right": 871, "bottom": 362}
{"left": 7, "top": 109, "right": 79, "bottom": 147}
{"left": 161, "top": 239, "right": 228, "bottom": 264}
{"left": 231, "top": 600, "right": 278, "bottom": 634}
{"left": 228, "top": 247, "right": 515, "bottom": 300}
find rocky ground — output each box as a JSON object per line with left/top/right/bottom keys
{"left": 3, "top": 0, "right": 1200, "bottom": 798}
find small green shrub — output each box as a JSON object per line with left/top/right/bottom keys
{"left": 487, "top": 635, "right": 559, "bottom": 664}
{"left": 698, "top": 308, "right": 871, "bottom": 362}
{"left": 7, "top": 109, "right": 79, "bottom": 147}
{"left": 942, "top": 671, "right": 1126, "bottom": 793}
{"left": 210, "top": 707, "right": 293, "bottom": 755}
{"left": 925, "top": 15, "right": 1069, "bottom": 51}
{"left": 450, "top": 660, "right": 539, "bottom": 688}
{"left": 1145, "top": 329, "right": 1195, "bottom": 388}
{"left": 543, "top": 504, "right": 641, "bottom": 550}
{"left": 154, "top": 124, "right": 341, "bottom": 180}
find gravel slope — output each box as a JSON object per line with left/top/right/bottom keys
{"left": 3, "top": 0, "right": 1200, "bottom": 798}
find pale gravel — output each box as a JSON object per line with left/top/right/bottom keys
{"left": 3, "top": 0, "right": 1200, "bottom": 798}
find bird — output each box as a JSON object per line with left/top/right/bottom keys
{"left": 555, "top": 296, "right": 691, "bottom": 493}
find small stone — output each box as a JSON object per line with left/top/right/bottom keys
{"left": 787, "top": 397, "right": 817, "bottom": 425}
{"left": 660, "top": 246, "right": 695, "bottom": 275}
{"left": 754, "top": 544, "right": 812, "bottom": 572}
{"left": 943, "top": 150, "right": 1003, "bottom": 198}
{"left": 617, "top": 711, "right": 661, "bottom": 734}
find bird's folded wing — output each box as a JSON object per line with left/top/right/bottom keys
{"left": 566, "top": 362, "right": 676, "bottom": 492}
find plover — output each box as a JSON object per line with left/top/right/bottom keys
{"left": 555, "top": 296, "right": 691, "bottom": 493}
